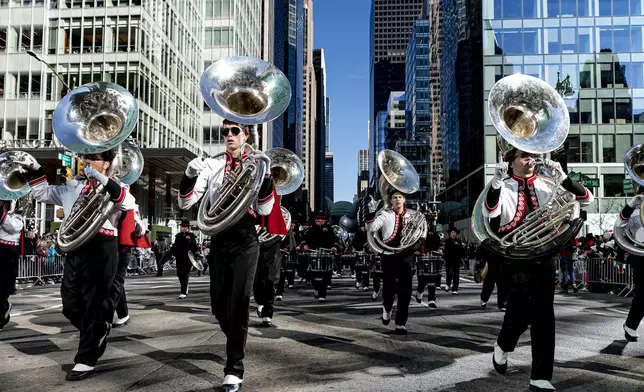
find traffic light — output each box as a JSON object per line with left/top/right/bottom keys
{"left": 58, "top": 167, "right": 72, "bottom": 180}
{"left": 433, "top": 210, "right": 439, "bottom": 218}
{"left": 76, "top": 158, "right": 85, "bottom": 178}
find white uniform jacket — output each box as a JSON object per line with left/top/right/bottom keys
{"left": 178, "top": 152, "right": 274, "bottom": 217}
{"left": 29, "top": 175, "right": 135, "bottom": 238}
{"left": 0, "top": 209, "right": 24, "bottom": 246}
{"left": 365, "top": 209, "right": 411, "bottom": 244}
{"left": 483, "top": 174, "right": 594, "bottom": 234}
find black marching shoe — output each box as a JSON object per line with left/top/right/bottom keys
{"left": 218, "top": 375, "right": 242, "bottom": 392}
{"left": 624, "top": 324, "right": 639, "bottom": 342}
{"left": 381, "top": 306, "right": 391, "bottom": 326}
{"left": 0, "top": 303, "right": 11, "bottom": 329}
{"left": 492, "top": 340, "right": 508, "bottom": 375}
{"left": 529, "top": 380, "right": 556, "bottom": 391}
{"left": 65, "top": 364, "right": 95, "bottom": 381}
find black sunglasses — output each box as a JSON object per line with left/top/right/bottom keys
{"left": 220, "top": 126, "right": 244, "bottom": 137}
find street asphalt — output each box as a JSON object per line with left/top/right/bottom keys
{"left": 0, "top": 272, "right": 642, "bottom": 392}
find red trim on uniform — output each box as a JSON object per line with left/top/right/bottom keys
{"left": 0, "top": 210, "right": 6, "bottom": 225}
{"left": 98, "top": 227, "right": 116, "bottom": 237}
{"left": 179, "top": 189, "right": 194, "bottom": 199}
{"left": 499, "top": 192, "right": 527, "bottom": 233}
{"left": 258, "top": 192, "right": 273, "bottom": 204}
{"left": 484, "top": 199, "right": 499, "bottom": 211}
{"left": 621, "top": 211, "right": 628, "bottom": 220}
{"left": 384, "top": 210, "right": 404, "bottom": 244}
{"left": 576, "top": 188, "right": 591, "bottom": 201}
{"left": 114, "top": 187, "right": 126, "bottom": 203}
{"left": 0, "top": 239, "right": 18, "bottom": 246}
{"left": 28, "top": 175, "right": 47, "bottom": 186}
{"left": 366, "top": 217, "right": 376, "bottom": 224}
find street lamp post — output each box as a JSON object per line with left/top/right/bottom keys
{"left": 26, "top": 50, "right": 70, "bottom": 90}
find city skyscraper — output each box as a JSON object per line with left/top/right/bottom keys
{"left": 302, "top": 0, "right": 319, "bottom": 214}
{"left": 269, "top": 0, "right": 304, "bottom": 157}
{"left": 313, "top": 48, "right": 328, "bottom": 212}
{"left": 357, "top": 149, "right": 369, "bottom": 197}
{"left": 325, "top": 151, "right": 334, "bottom": 209}
{"left": 0, "top": 0, "right": 204, "bottom": 230}
{"left": 369, "top": 0, "right": 425, "bottom": 178}
{"left": 202, "top": 0, "right": 264, "bottom": 156}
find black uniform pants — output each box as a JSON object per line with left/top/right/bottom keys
{"left": 445, "top": 259, "right": 460, "bottom": 291}
{"left": 417, "top": 274, "right": 441, "bottom": 302}
{"left": 497, "top": 261, "right": 556, "bottom": 381}
{"left": 210, "top": 235, "right": 259, "bottom": 379}
{"left": 355, "top": 264, "right": 370, "bottom": 288}
{"left": 109, "top": 251, "right": 130, "bottom": 319}
{"left": 254, "top": 245, "right": 280, "bottom": 318}
{"left": 177, "top": 259, "right": 191, "bottom": 295}
{"left": 0, "top": 245, "right": 19, "bottom": 327}
{"left": 626, "top": 264, "right": 644, "bottom": 331}
{"left": 62, "top": 236, "right": 118, "bottom": 366}
{"left": 481, "top": 260, "right": 508, "bottom": 309}
{"left": 276, "top": 254, "right": 296, "bottom": 295}
{"left": 372, "top": 271, "right": 382, "bottom": 293}
{"left": 155, "top": 252, "right": 165, "bottom": 276}
{"left": 382, "top": 255, "right": 413, "bottom": 326}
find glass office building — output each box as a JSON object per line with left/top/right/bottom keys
{"left": 439, "top": 0, "right": 643, "bottom": 234}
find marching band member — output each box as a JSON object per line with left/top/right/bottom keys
{"left": 351, "top": 227, "right": 370, "bottom": 290}
{"left": 483, "top": 148, "right": 593, "bottom": 392}
{"left": 178, "top": 119, "right": 281, "bottom": 392}
{"left": 24, "top": 149, "right": 135, "bottom": 381}
{"left": 111, "top": 203, "right": 149, "bottom": 328}
{"left": 616, "top": 186, "right": 644, "bottom": 342}
{"left": 443, "top": 227, "right": 465, "bottom": 294}
{"left": 299, "top": 212, "right": 337, "bottom": 302}
{"left": 162, "top": 220, "right": 199, "bottom": 299}
{"left": 276, "top": 221, "right": 299, "bottom": 298}
{"left": 0, "top": 200, "right": 24, "bottom": 331}
{"left": 363, "top": 190, "right": 421, "bottom": 334}
{"left": 414, "top": 230, "right": 442, "bottom": 308}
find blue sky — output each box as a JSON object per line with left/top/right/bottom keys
{"left": 314, "top": 0, "right": 370, "bottom": 202}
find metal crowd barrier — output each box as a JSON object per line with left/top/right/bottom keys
{"left": 16, "top": 255, "right": 65, "bottom": 286}
{"left": 583, "top": 256, "right": 634, "bottom": 297}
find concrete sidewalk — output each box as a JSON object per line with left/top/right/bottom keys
{"left": 0, "top": 274, "right": 642, "bottom": 392}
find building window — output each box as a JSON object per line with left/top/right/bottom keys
{"left": 602, "top": 135, "right": 616, "bottom": 162}
{"left": 604, "top": 174, "right": 624, "bottom": 197}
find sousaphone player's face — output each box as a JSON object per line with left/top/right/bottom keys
{"left": 510, "top": 149, "right": 537, "bottom": 178}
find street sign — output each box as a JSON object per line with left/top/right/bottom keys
{"left": 60, "top": 155, "right": 73, "bottom": 168}
{"left": 580, "top": 178, "right": 599, "bottom": 188}
{"left": 568, "top": 171, "right": 581, "bottom": 181}
{"left": 624, "top": 178, "right": 634, "bottom": 194}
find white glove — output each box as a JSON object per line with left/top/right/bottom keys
{"left": 84, "top": 166, "right": 109, "bottom": 186}
{"left": 628, "top": 194, "right": 644, "bottom": 208}
{"left": 185, "top": 158, "right": 207, "bottom": 178}
{"left": 367, "top": 198, "right": 379, "bottom": 213}
{"left": 543, "top": 158, "right": 566, "bottom": 179}
{"left": 16, "top": 154, "right": 41, "bottom": 171}
{"left": 491, "top": 162, "right": 508, "bottom": 188}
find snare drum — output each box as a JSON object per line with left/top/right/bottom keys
{"left": 415, "top": 252, "right": 443, "bottom": 276}
{"left": 309, "top": 249, "right": 334, "bottom": 272}
{"left": 282, "top": 250, "right": 298, "bottom": 272}
{"left": 370, "top": 254, "right": 383, "bottom": 273}
{"left": 355, "top": 251, "right": 369, "bottom": 267}
{"left": 341, "top": 253, "right": 356, "bottom": 267}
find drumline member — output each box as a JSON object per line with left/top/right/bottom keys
{"left": 351, "top": 227, "right": 370, "bottom": 290}
{"left": 0, "top": 200, "right": 24, "bottom": 331}
{"left": 110, "top": 203, "right": 148, "bottom": 327}
{"left": 483, "top": 149, "right": 593, "bottom": 392}
{"left": 363, "top": 189, "right": 421, "bottom": 334}
{"left": 162, "top": 220, "right": 199, "bottom": 299}
{"left": 178, "top": 119, "right": 281, "bottom": 392}
{"left": 414, "top": 230, "right": 442, "bottom": 308}
{"left": 443, "top": 227, "right": 465, "bottom": 294}
{"left": 25, "top": 150, "right": 135, "bottom": 381}
{"left": 616, "top": 186, "right": 644, "bottom": 342}
{"left": 276, "top": 221, "right": 299, "bottom": 299}
{"left": 299, "top": 212, "right": 337, "bottom": 302}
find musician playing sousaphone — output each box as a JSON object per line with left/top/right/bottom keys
{"left": 0, "top": 199, "right": 24, "bottom": 331}
{"left": 480, "top": 74, "right": 594, "bottom": 392}
{"left": 178, "top": 120, "right": 283, "bottom": 391}
{"left": 362, "top": 189, "right": 422, "bottom": 334}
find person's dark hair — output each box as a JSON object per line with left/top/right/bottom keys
{"left": 222, "top": 119, "right": 253, "bottom": 146}
{"left": 387, "top": 189, "right": 404, "bottom": 201}
{"left": 100, "top": 148, "right": 116, "bottom": 162}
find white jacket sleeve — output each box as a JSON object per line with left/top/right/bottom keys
{"left": 257, "top": 191, "right": 275, "bottom": 216}
{"left": 178, "top": 164, "right": 214, "bottom": 210}
{"left": 481, "top": 185, "right": 503, "bottom": 219}
{"left": 366, "top": 211, "right": 387, "bottom": 233}
{"left": 0, "top": 212, "right": 24, "bottom": 234}
{"left": 29, "top": 176, "right": 68, "bottom": 207}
